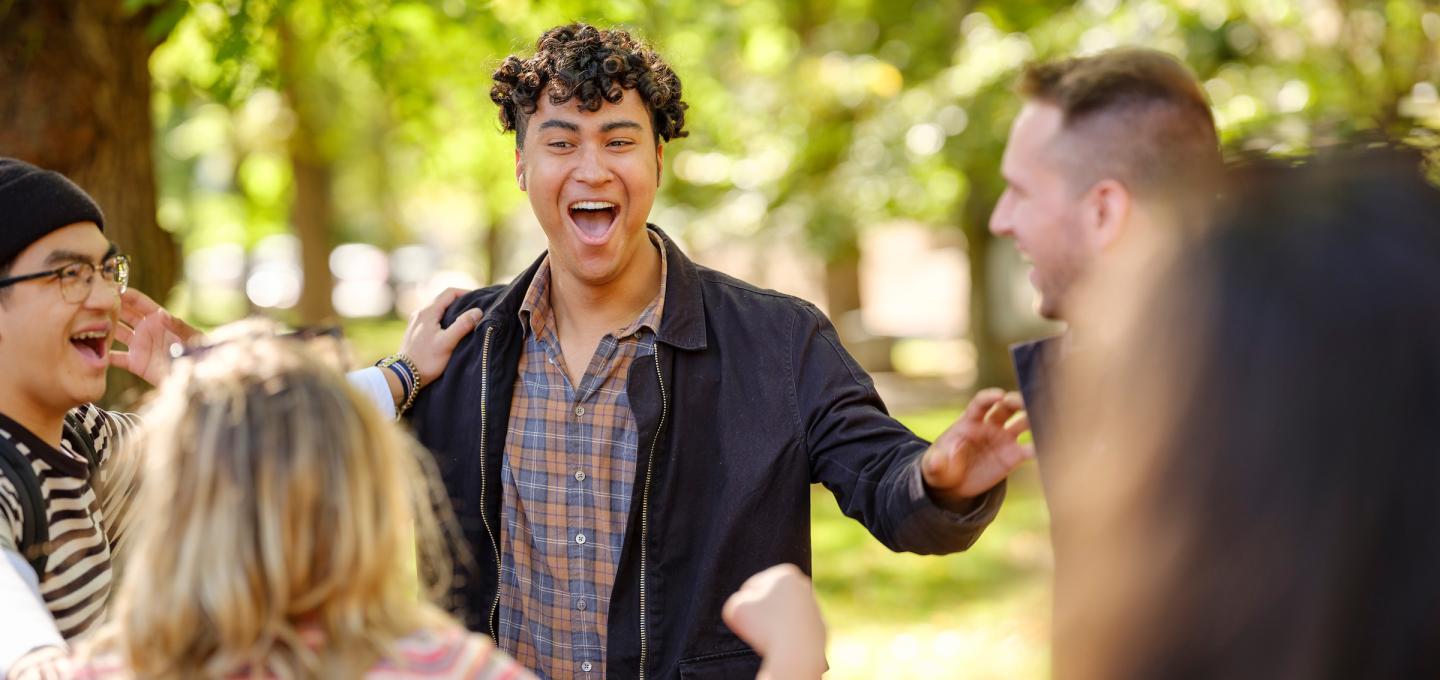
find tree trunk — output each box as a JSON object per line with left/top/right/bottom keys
{"left": 277, "top": 16, "right": 336, "bottom": 324}
{"left": 824, "top": 240, "right": 864, "bottom": 336}
{"left": 961, "top": 177, "right": 1015, "bottom": 390}
{"left": 484, "top": 217, "right": 506, "bottom": 286}
{"left": 0, "top": 0, "right": 179, "bottom": 406}
{"left": 288, "top": 150, "right": 335, "bottom": 324}
{"left": 824, "top": 235, "right": 893, "bottom": 372}
{"left": 0, "top": 0, "right": 178, "bottom": 298}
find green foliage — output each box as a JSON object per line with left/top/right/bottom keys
{"left": 151, "top": 0, "right": 1440, "bottom": 294}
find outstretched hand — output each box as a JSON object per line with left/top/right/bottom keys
{"left": 110, "top": 289, "right": 204, "bottom": 386}
{"left": 920, "top": 388, "right": 1034, "bottom": 508}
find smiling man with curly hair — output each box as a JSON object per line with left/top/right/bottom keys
{"left": 403, "top": 23, "right": 1027, "bottom": 679}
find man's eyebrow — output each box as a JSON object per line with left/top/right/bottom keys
{"left": 43, "top": 249, "right": 106, "bottom": 266}
{"left": 537, "top": 119, "right": 580, "bottom": 133}
{"left": 600, "top": 120, "right": 644, "bottom": 133}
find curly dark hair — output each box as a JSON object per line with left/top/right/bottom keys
{"left": 490, "top": 23, "right": 689, "bottom": 148}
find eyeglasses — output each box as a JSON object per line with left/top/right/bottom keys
{"left": 0, "top": 255, "right": 130, "bottom": 303}
{"left": 175, "top": 325, "right": 345, "bottom": 359}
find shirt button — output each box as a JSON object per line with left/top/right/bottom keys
{"left": 574, "top": 406, "right": 585, "bottom": 417}
{"left": 574, "top": 470, "right": 587, "bottom": 482}
{"left": 582, "top": 661, "right": 593, "bottom": 672}
{"left": 576, "top": 533, "right": 587, "bottom": 545}
{"left": 576, "top": 599, "right": 587, "bottom": 611}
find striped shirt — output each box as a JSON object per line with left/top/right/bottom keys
{"left": 0, "top": 405, "right": 134, "bottom": 641}
{"left": 25, "top": 626, "right": 537, "bottom": 679}
{"left": 496, "top": 234, "right": 666, "bottom": 680}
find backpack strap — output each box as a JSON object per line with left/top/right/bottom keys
{"left": 0, "top": 437, "right": 48, "bottom": 578}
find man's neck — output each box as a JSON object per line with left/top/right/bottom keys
{"left": 549, "top": 238, "right": 663, "bottom": 336}
{"left": 0, "top": 392, "right": 67, "bottom": 449}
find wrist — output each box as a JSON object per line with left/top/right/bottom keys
{"left": 758, "top": 651, "right": 826, "bottom": 680}
{"left": 376, "top": 354, "right": 422, "bottom": 415}
{"left": 919, "top": 459, "right": 984, "bottom": 514}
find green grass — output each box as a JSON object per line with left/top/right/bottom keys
{"left": 812, "top": 407, "right": 1051, "bottom": 679}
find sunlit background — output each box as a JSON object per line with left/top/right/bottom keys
{"left": 4, "top": 0, "right": 1438, "bottom": 676}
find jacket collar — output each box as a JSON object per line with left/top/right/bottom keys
{"left": 480, "top": 224, "right": 708, "bottom": 352}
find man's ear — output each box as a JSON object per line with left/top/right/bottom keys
{"left": 515, "top": 147, "right": 526, "bottom": 191}
{"left": 655, "top": 142, "right": 665, "bottom": 187}
{"left": 1086, "top": 178, "right": 1132, "bottom": 251}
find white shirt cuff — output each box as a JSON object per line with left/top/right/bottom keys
{"left": 347, "top": 367, "right": 397, "bottom": 421}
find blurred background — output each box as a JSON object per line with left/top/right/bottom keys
{"left": 3, "top": 0, "right": 1437, "bottom": 676}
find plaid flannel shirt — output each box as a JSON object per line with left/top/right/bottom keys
{"left": 496, "top": 235, "right": 666, "bottom": 680}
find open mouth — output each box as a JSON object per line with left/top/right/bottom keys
{"left": 568, "top": 200, "right": 619, "bottom": 243}
{"left": 70, "top": 329, "right": 109, "bottom": 366}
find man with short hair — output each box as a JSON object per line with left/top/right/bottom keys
{"left": 368, "top": 23, "right": 1031, "bottom": 679}
{"left": 0, "top": 158, "right": 172, "bottom": 675}
{"left": 988, "top": 48, "right": 1222, "bottom": 450}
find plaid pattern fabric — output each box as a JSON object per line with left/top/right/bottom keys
{"left": 496, "top": 235, "right": 666, "bottom": 680}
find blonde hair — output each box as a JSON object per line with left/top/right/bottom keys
{"left": 92, "top": 319, "right": 461, "bottom": 678}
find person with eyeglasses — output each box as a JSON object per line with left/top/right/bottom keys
{"left": 0, "top": 158, "right": 187, "bottom": 676}
{"left": 0, "top": 156, "right": 488, "bottom": 679}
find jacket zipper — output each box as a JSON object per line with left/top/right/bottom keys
{"left": 639, "top": 345, "right": 667, "bottom": 680}
{"left": 479, "top": 325, "right": 502, "bottom": 642}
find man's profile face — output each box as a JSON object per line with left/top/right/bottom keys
{"left": 516, "top": 89, "right": 664, "bottom": 289}
{"left": 0, "top": 222, "right": 119, "bottom": 414}
{"left": 990, "top": 101, "right": 1095, "bottom": 321}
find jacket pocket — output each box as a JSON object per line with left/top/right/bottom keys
{"left": 677, "top": 649, "right": 762, "bottom": 679}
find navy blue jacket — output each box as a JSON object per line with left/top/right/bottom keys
{"left": 409, "top": 226, "right": 1005, "bottom": 679}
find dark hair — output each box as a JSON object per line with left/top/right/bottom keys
{"left": 1020, "top": 48, "right": 1221, "bottom": 222}
{"left": 490, "top": 23, "right": 689, "bottom": 148}
{"left": 1057, "top": 145, "right": 1440, "bottom": 679}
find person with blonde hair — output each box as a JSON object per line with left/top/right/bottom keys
{"left": 21, "top": 320, "right": 535, "bottom": 680}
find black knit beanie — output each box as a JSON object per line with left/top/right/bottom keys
{"left": 0, "top": 158, "right": 106, "bottom": 268}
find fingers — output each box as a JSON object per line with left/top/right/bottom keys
{"left": 120, "top": 288, "right": 161, "bottom": 317}
{"left": 1004, "top": 412, "right": 1031, "bottom": 440}
{"left": 440, "top": 308, "right": 485, "bottom": 344}
{"left": 961, "top": 387, "right": 1006, "bottom": 423}
{"left": 161, "top": 311, "right": 202, "bottom": 342}
{"left": 118, "top": 307, "right": 143, "bottom": 331}
{"left": 108, "top": 351, "right": 131, "bottom": 373}
{"left": 983, "top": 392, "right": 1025, "bottom": 428}
{"left": 425, "top": 287, "right": 469, "bottom": 323}
{"left": 118, "top": 291, "right": 201, "bottom": 342}
{"left": 114, "top": 323, "right": 134, "bottom": 346}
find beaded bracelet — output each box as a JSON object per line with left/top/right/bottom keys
{"left": 376, "top": 354, "right": 423, "bottom": 416}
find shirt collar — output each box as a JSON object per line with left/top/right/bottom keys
{"left": 518, "top": 230, "right": 668, "bottom": 341}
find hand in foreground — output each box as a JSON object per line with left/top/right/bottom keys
{"left": 398, "top": 287, "right": 484, "bottom": 387}
{"left": 921, "top": 388, "right": 1033, "bottom": 508}
{"left": 7, "top": 645, "right": 70, "bottom": 680}
{"left": 111, "top": 288, "right": 204, "bottom": 386}
{"left": 722, "top": 563, "right": 827, "bottom": 680}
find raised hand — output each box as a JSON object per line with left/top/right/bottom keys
{"left": 110, "top": 288, "right": 203, "bottom": 386}
{"left": 398, "top": 287, "right": 485, "bottom": 387}
{"left": 920, "top": 388, "right": 1033, "bottom": 508}
{"left": 722, "top": 563, "right": 827, "bottom": 680}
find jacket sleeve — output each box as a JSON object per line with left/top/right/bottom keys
{"left": 791, "top": 302, "right": 1005, "bottom": 555}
